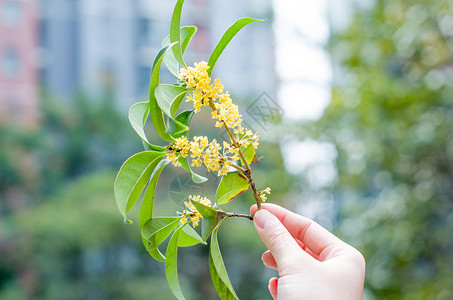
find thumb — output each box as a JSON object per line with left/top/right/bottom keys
{"left": 253, "top": 209, "right": 308, "bottom": 274}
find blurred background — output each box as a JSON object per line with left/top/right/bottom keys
{"left": 1, "top": 0, "right": 452, "bottom": 299}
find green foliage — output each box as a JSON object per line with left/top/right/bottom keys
{"left": 216, "top": 172, "right": 250, "bottom": 204}
{"left": 114, "top": 1, "right": 264, "bottom": 298}
{"left": 303, "top": 0, "right": 453, "bottom": 298}
{"left": 165, "top": 225, "right": 187, "bottom": 300}
{"left": 155, "top": 84, "right": 190, "bottom": 118}
{"left": 114, "top": 151, "right": 165, "bottom": 222}
{"left": 207, "top": 17, "right": 264, "bottom": 77}
{"left": 209, "top": 222, "right": 239, "bottom": 300}
{"left": 162, "top": 26, "right": 197, "bottom": 77}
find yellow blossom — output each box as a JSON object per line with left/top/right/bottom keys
{"left": 181, "top": 195, "right": 212, "bottom": 227}
{"left": 259, "top": 187, "right": 271, "bottom": 202}
{"left": 166, "top": 152, "right": 181, "bottom": 167}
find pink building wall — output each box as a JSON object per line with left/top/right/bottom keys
{"left": 0, "top": 0, "right": 39, "bottom": 129}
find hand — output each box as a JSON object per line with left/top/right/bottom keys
{"left": 251, "top": 203, "right": 365, "bottom": 300}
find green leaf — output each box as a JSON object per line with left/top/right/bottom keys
{"left": 170, "top": 0, "right": 186, "bottom": 69}
{"left": 142, "top": 217, "right": 181, "bottom": 249}
{"left": 165, "top": 225, "right": 186, "bottom": 300}
{"left": 207, "top": 17, "right": 263, "bottom": 76}
{"left": 209, "top": 221, "right": 239, "bottom": 300}
{"left": 165, "top": 116, "right": 189, "bottom": 138}
{"left": 178, "top": 225, "right": 206, "bottom": 247}
{"left": 139, "top": 159, "right": 171, "bottom": 262}
{"left": 191, "top": 201, "right": 220, "bottom": 240}
{"left": 129, "top": 101, "right": 166, "bottom": 151}
{"left": 179, "top": 157, "right": 208, "bottom": 184}
{"left": 174, "top": 109, "right": 194, "bottom": 126}
{"left": 155, "top": 84, "right": 189, "bottom": 118}
{"left": 191, "top": 200, "right": 218, "bottom": 219}
{"left": 163, "top": 26, "right": 197, "bottom": 77}
{"left": 216, "top": 171, "right": 249, "bottom": 205}
{"left": 149, "top": 43, "right": 178, "bottom": 142}
{"left": 166, "top": 109, "right": 195, "bottom": 140}
{"left": 240, "top": 142, "right": 257, "bottom": 164}
{"left": 114, "top": 151, "right": 164, "bottom": 223}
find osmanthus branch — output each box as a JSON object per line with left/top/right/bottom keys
{"left": 208, "top": 101, "right": 262, "bottom": 210}
{"left": 224, "top": 211, "right": 254, "bottom": 220}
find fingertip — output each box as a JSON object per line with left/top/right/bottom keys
{"left": 269, "top": 277, "right": 278, "bottom": 299}
{"left": 250, "top": 204, "right": 258, "bottom": 215}
{"left": 261, "top": 250, "right": 277, "bottom": 270}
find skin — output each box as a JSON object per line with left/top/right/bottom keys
{"left": 251, "top": 203, "right": 366, "bottom": 300}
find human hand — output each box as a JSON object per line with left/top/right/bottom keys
{"left": 251, "top": 203, "right": 365, "bottom": 300}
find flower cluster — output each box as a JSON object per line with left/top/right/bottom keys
{"left": 179, "top": 62, "right": 224, "bottom": 113}
{"left": 181, "top": 195, "right": 212, "bottom": 227}
{"left": 259, "top": 187, "right": 271, "bottom": 203}
{"left": 179, "top": 61, "right": 259, "bottom": 148}
{"left": 165, "top": 135, "right": 234, "bottom": 176}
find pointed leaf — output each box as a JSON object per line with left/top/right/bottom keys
{"left": 165, "top": 225, "right": 186, "bottom": 300}
{"left": 191, "top": 201, "right": 220, "bottom": 240}
{"left": 207, "top": 18, "right": 263, "bottom": 76}
{"left": 149, "top": 43, "right": 178, "bottom": 142}
{"left": 170, "top": 0, "right": 186, "bottom": 68}
{"left": 114, "top": 151, "right": 164, "bottom": 222}
{"left": 191, "top": 200, "right": 218, "bottom": 219}
{"left": 155, "top": 84, "right": 189, "bottom": 118}
{"left": 142, "top": 217, "right": 181, "bottom": 249}
{"left": 165, "top": 115, "right": 189, "bottom": 138}
{"left": 178, "top": 225, "right": 206, "bottom": 247}
{"left": 129, "top": 101, "right": 166, "bottom": 151}
{"left": 139, "top": 159, "right": 171, "bottom": 262}
{"left": 240, "top": 142, "right": 257, "bottom": 164}
{"left": 179, "top": 157, "right": 208, "bottom": 184}
{"left": 216, "top": 171, "right": 249, "bottom": 205}
{"left": 163, "top": 26, "right": 197, "bottom": 77}
{"left": 209, "top": 221, "right": 239, "bottom": 300}
{"left": 146, "top": 246, "right": 166, "bottom": 262}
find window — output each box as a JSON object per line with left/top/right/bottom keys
{"left": 2, "top": 1, "right": 22, "bottom": 27}
{"left": 2, "top": 50, "right": 21, "bottom": 78}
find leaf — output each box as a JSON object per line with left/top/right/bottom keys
{"left": 191, "top": 200, "right": 218, "bottom": 219}
{"left": 179, "top": 157, "right": 208, "bottom": 184}
{"left": 170, "top": 0, "right": 186, "bottom": 68}
{"left": 178, "top": 225, "right": 206, "bottom": 247}
{"left": 165, "top": 225, "right": 186, "bottom": 300}
{"left": 155, "top": 84, "right": 189, "bottom": 118}
{"left": 129, "top": 101, "right": 166, "bottom": 151}
{"left": 142, "top": 217, "right": 181, "bottom": 249}
{"left": 216, "top": 171, "right": 249, "bottom": 205}
{"left": 149, "top": 43, "right": 179, "bottom": 142}
{"left": 191, "top": 201, "right": 220, "bottom": 240}
{"left": 166, "top": 109, "right": 195, "bottom": 139}
{"left": 163, "top": 26, "right": 197, "bottom": 77}
{"left": 139, "top": 159, "right": 171, "bottom": 261}
{"left": 207, "top": 17, "right": 263, "bottom": 76}
{"left": 174, "top": 110, "right": 194, "bottom": 127}
{"left": 209, "top": 220, "right": 239, "bottom": 300}
{"left": 114, "top": 151, "right": 164, "bottom": 223}
{"left": 240, "top": 142, "right": 257, "bottom": 165}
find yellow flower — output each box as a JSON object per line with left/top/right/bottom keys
{"left": 175, "top": 136, "right": 190, "bottom": 158}
{"left": 259, "top": 187, "right": 271, "bottom": 203}
{"left": 182, "top": 195, "right": 212, "bottom": 228}
{"left": 166, "top": 152, "right": 181, "bottom": 167}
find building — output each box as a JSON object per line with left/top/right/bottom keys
{"left": 0, "top": 0, "right": 39, "bottom": 128}
{"left": 38, "top": 0, "right": 274, "bottom": 110}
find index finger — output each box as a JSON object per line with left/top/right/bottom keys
{"left": 251, "top": 203, "right": 345, "bottom": 260}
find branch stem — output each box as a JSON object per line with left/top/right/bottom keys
{"left": 224, "top": 212, "right": 254, "bottom": 220}
{"left": 208, "top": 101, "right": 262, "bottom": 210}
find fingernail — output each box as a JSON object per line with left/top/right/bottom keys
{"left": 254, "top": 209, "right": 278, "bottom": 230}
